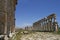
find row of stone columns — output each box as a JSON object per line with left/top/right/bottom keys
{"left": 0, "top": 0, "right": 17, "bottom": 35}
{"left": 33, "top": 14, "right": 58, "bottom": 32}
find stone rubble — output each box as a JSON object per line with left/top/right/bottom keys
{"left": 20, "top": 32, "right": 60, "bottom": 40}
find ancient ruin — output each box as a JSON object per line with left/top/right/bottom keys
{"left": 33, "top": 14, "right": 58, "bottom": 32}
{"left": 25, "top": 26, "right": 33, "bottom": 30}
{"left": 0, "top": 0, "right": 17, "bottom": 35}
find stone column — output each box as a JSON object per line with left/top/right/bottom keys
{"left": 39, "top": 21, "right": 41, "bottom": 31}
{"left": 43, "top": 20, "right": 44, "bottom": 31}
{"left": 49, "top": 18, "right": 53, "bottom": 31}
{"left": 50, "top": 18, "right": 52, "bottom": 31}
{"left": 48, "top": 19, "right": 51, "bottom": 31}
{"left": 42, "top": 20, "right": 44, "bottom": 31}
{"left": 38, "top": 22, "right": 40, "bottom": 30}
{"left": 55, "top": 24, "right": 58, "bottom": 32}
{"left": 43, "top": 20, "right": 45, "bottom": 31}
{"left": 40, "top": 23, "right": 42, "bottom": 31}
{"left": 47, "top": 19, "right": 49, "bottom": 31}
{"left": 40, "top": 22, "right": 42, "bottom": 31}
{"left": 4, "top": 0, "right": 7, "bottom": 34}
{"left": 44, "top": 18, "right": 47, "bottom": 31}
{"left": 44, "top": 19, "right": 46, "bottom": 31}
{"left": 45, "top": 19, "right": 47, "bottom": 31}
{"left": 54, "top": 17, "right": 56, "bottom": 22}
{"left": 54, "top": 17, "right": 58, "bottom": 32}
{"left": 41, "top": 21, "right": 43, "bottom": 31}
{"left": 4, "top": 13, "right": 7, "bottom": 34}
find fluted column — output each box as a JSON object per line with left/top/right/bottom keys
{"left": 4, "top": 0, "right": 8, "bottom": 34}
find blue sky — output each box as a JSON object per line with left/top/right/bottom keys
{"left": 15, "top": 0, "right": 60, "bottom": 28}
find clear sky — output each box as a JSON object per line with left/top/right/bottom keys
{"left": 15, "top": 0, "right": 60, "bottom": 28}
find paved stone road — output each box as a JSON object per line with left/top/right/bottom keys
{"left": 20, "top": 32, "right": 60, "bottom": 40}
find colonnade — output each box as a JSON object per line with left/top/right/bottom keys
{"left": 33, "top": 14, "right": 58, "bottom": 32}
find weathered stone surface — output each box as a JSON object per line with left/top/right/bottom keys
{"left": 0, "top": 0, "right": 17, "bottom": 35}
{"left": 20, "top": 32, "right": 60, "bottom": 40}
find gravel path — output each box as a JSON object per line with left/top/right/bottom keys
{"left": 20, "top": 32, "right": 60, "bottom": 40}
